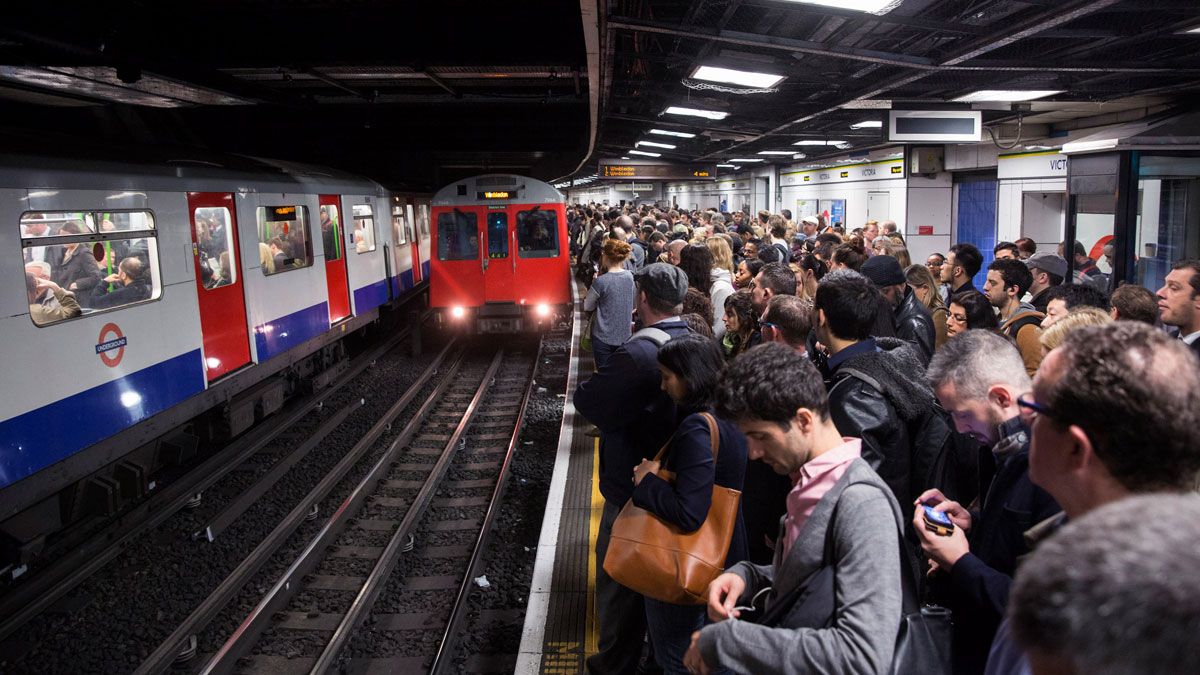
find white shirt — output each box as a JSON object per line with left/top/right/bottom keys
{"left": 1181, "top": 330, "right": 1200, "bottom": 346}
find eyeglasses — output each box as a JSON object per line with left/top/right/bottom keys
{"left": 1017, "top": 396, "right": 1058, "bottom": 421}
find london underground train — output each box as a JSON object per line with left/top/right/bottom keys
{"left": 429, "top": 174, "right": 570, "bottom": 332}
{"left": 0, "top": 140, "right": 430, "bottom": 563}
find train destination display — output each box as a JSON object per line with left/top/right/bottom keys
{"left": 598, "top": 161, "right": 715, "bottom": 180}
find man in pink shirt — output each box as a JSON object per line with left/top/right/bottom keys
{"left": 683, "top": 343, "right": 906, "bottom": 675}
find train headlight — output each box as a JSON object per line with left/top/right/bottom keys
{"left": 535, "top": 303, "right": 551, "bottom": 317}
{"left": 451, "top": 306, "right": 466, "bottom": 319}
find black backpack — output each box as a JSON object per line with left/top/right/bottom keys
{"left": 836, "top": 367, "right": 980, "bottom": 507}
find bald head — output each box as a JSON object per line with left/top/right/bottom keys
{"left": 666, "top": 239, "right": 687, "bottom": 265}
{"left": 615, "top": 215, "right": 635, "bottom": 232}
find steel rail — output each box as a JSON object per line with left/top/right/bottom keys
{"left": 135, "top": 339, "right": 457, "bottom": 675}
{"left": 193, "top": 396, "right": 362, "bottom": 542}
{"left": 308, "top": 348, "right": 508, "bottom": 674}
{"left": 430, "top": 337, "right": 544, "bottom": 673}
{"left": 0, "top": 323, "right": 416, "bottom": 645}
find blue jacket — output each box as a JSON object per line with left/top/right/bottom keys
{"left": 932, "top": 417, "right": 1060, "bottom": 675}
{"left": 574, "top": 317, "right": 692, "bottom": 505}
{"left": 631, "top": 411, "right": 749, "bottom": 567}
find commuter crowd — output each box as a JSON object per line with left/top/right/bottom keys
{"left": 569, "top": 203, "right": 1200, "bottom": 675}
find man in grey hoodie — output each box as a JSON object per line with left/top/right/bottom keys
{"left": 683, "top": 343, "right": 905, "bottom": 675}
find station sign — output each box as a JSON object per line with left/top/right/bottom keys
{"left": 780, "top": 158, "right": 905, "bottom": 186}
{"left": 599, "top": 161, "right": 715, "bottom": 180}
{"left": 997, "top": 150, "right": 1069, "bottom": 180}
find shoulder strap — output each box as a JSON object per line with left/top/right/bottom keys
{"left": 1007, "top": 313, "right": 1042, "bottom": 336}
{"left": 833, "top": 366, "right": 884, "bottom": 396}
{"left": 699, "top": 412, "right": 720, "bottom": 460}
{"left": 629, "top": 326, "right": 671, "bottom": 346}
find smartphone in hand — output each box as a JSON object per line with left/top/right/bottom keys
{"left": 922, "top": 505, "right": 955, "bottom": 537}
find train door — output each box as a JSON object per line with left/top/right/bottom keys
{"left": 484, "top": 208, "right": 516, "bottom": 301}
{"left": 390, "top": 201, "right": 413, "bottom": 294}
{"left": 432, "top": 206, "right": 486, "bottom": 308}
{"left": 319, "top": 195, "right": 351, "bottom": 323}
{"left": 407, "top": 202, "right": 422, "bottom": 283}
{"left": 187, "top": 192, "right": 251, "bottom": 382}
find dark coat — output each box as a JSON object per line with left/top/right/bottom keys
{"left": 53, "top": 246, "right": 102, "bottom": 295}
{"left": 933, "top": 419, "right": 1061, "bottom": 675}
{"left": 826, "top": 338, "right": 934, "bottom": 523}
{"left": 1028, "top": 286, "right": 1053, "bottom": 314}
{"left": 575, "top": 317, "right": 693, "bottom": 505}
{"left": 632, "top": 411, "right": 749, "bottom": 567}
{"left": 89, "top": 278, "right": 151, "bottom": 310}
{"left": 894, "top": 286, "right": 936, "bottom": 365}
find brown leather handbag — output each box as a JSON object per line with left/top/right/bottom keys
{"left": 603, "top": 413, "right": 742, "bottom": 605}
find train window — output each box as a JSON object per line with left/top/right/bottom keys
{"left": 437, "top": 210, "right": 478, "bottom": 261}
{"left": 257, "top": 205, "right": 313, "bottom": 275}
{"left": 194, "top": 207, "right": 237, "bottom": 289}
{"left": 20, "top": 210, "right": 162, "bottom": 326}
{"left": 417, "top": 204, "right": 430, "bottom": 237}
{"left": 320, "top": 205, "right": 342, "bottom": 262}
{"left": 392, "top": 206, "right": 408, "bottom": 245}
{"left": 517, "top": 209, "right": 559, "bottom": 258}
{"left": 353, "top": 204, "right": 376, "bottom": 253}
{"left": 487, "top": 212, "right": 509, "bottom": 259}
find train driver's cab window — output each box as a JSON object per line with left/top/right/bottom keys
{"left": 392, "top": 206, "right": 408, "bottom": 245}
{"left": 487, "top": 212, "right": 508, "bottom": 259}
{"left": 320, "top": 205, "right": 342, "bottom": 262}
{"left": 437, "top": 210, "right": 478, "bottom": 261}
{"left": 194, "top": 207, "right": 236, "bottom": 289}
{"left": 257, "top": 205, "right": 312, "bottom": 275}
{"left": 21, "top": 210, "right": 162, "bottom": 326}
{"left": 517, "top": 209, "right": 559, "bottom": 258}
{"left": 353, "top": 204, "right": 376, "bottom": 253}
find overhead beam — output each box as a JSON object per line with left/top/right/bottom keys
{"left": 697, "top": 0, "right": 1124, "bottom": 159}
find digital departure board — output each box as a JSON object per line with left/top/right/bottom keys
{"left": 598, "top": 161, "right": 715, "bottom": 180}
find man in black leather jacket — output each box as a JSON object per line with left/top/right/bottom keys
{"left": 815, "top": 270, "right": 939, "bottom": 523}
{"left": 861, "top": 255, "right": 936, "bottom": 365}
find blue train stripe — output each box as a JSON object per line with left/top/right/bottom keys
{"left": 0, "top": 349, "right": 206, "bottom": 490}
{"left": 254, "top": 302, "right": 330, "bottom": 362}
{"left": 353, "top": 279, "right": 390, "bottom": 314}
{"left": 421, "top": 260, "right": 430, "bottom": 279}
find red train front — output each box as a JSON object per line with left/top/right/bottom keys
{"left": 430, "top": 174, "right": 570, "bottom": 332}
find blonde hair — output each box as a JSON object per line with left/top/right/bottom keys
{"left": 905, "top": 263, "right": 945, "bottom": 310}
{"left": 602, "top": 238, "right": 632, "bottom": 263}
{"left": 893, "top": 246, "right": 912, "bottom": 269}
{"left": 1040, "top": 307, "right": 1113, "bottom": 353}
{"left": 706, "top": 236, "right": 734, "bottom": 274}
{"left": 259, "top": 242, "right": 275, "bottom": 274}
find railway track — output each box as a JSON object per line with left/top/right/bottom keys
{"left": 0, "top": 320, "right": 443, "bottom": 673}
{"left": 128, "top": 337, "right": 542, "bottom": 674}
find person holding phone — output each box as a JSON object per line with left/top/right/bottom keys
{"left": 917, "top": 331, "right": 1060, "bottom": 674}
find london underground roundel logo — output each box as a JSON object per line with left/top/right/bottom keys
{"left": 96, "top": 323, "right": 127, "bottom": 367}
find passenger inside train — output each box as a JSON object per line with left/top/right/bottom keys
{"left": 570, "top": 201, "right": 1200, "bottom": 675}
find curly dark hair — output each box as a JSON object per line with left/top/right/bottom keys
{"left": 723, "top": 289, "right": 756, "bottom": 335}
{"left": 950, "top": 290, "right": 1000, "bottom": 331}
{"left": 715, "top": 342, "right": 829, "bottom": 425}
{"left": 1044, "top": 322, "right": 1200, "bottom": 492}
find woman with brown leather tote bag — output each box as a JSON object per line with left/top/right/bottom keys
{"left": 602, "top": 334, "right": 749, "bottom": 674}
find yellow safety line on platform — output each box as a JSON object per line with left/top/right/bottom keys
{"left": 586, "top": 436, "right": 602, "bottom": 657}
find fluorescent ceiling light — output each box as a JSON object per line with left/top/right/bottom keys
{"left": 758, "top": 151, "right": 795, "bottom": 155}
{"left": 794, "top": 140, "right": 847, "bottom": 146}
{"left": 784, "top": 0, "right": 901, "bottom": 15}
{"left": 649, "top": 129, "right": 696, "bottom": 138}
{"left": 628, "top": 150, "right": 662, "bottom": 157}
{"left": 793, "top": 153, "right": 807, "bottom": 159}
{"left": 1183, "top": 25, "right": 1200, "bottom": 34}
{"left": 1062, "top": 138, "right": 1119, "bottom": 154}
{"left": 621, "top": 156, "right": 631, "bottom": 159}
{"left": 716, "top": 164, "right": 736, "bottom": 168}
{"left": 691, "top": 65, "right": 784, "bottom": 89}
{"left": 730, "top": 158, "right": 764, "bottom": 163}
{"left": 850, "top": 120, "right": 883, "bottom": 129}
{"left": 842, "top": 99, "right": 892, "bottom": 109}
{"left": 665, "top": 106, "right": 729, "bottom": 120}
{"left": 636, "top": 140, "right": 676, "bottom": 149}
{"left": 953, "top": 90, "right": 1063, "bottom": 102}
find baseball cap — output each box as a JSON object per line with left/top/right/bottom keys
{"left": 633, "top": 263, "right": 688, "bottom": 306}
{"left": 1025, "top": 252, "right": 1067, "bottom": 278}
